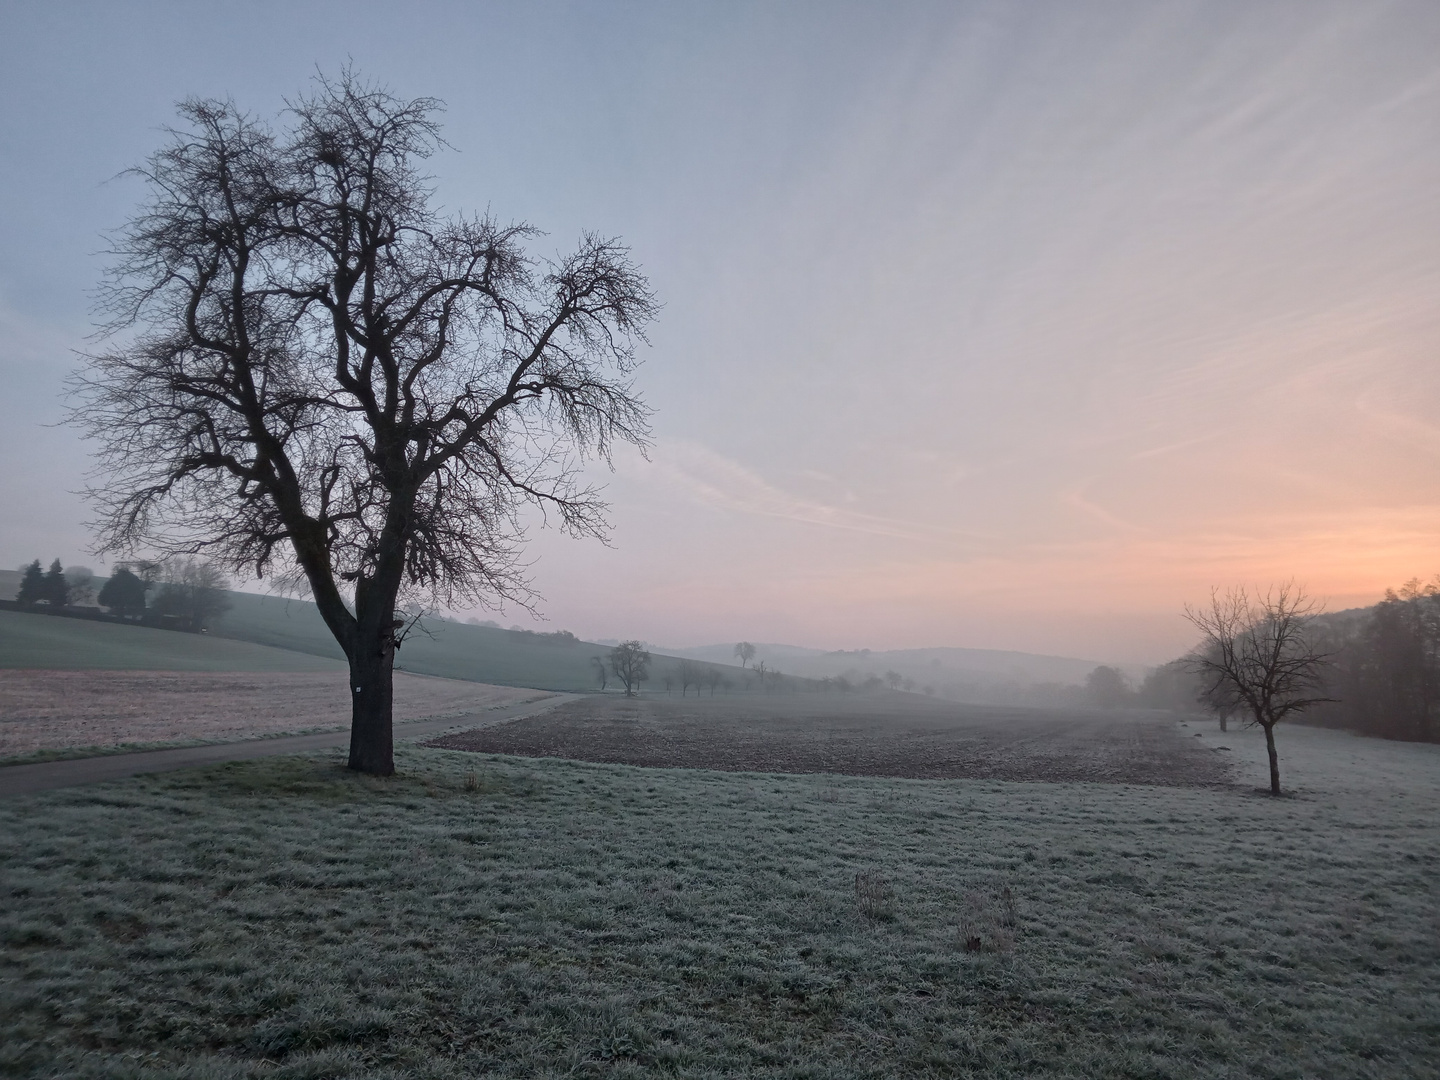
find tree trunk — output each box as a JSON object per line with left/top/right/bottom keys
{"left": 1218, "top": 712, "right": 1228, "bottom": 732}
{"left": 347, "top": 623, "right": 396, "bottom": 776}
{"left": 1262, "top": 722, "right": 1281, "bottom": 795}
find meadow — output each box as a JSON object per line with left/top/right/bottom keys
{"left": 0, "top": 588, "right": 728, "bottom": 693}
{"left": 0, "top": 610, "right": 341, "bottom": 674}
{"left": 1, "top": 717, "right": 1435, "bottom": 1079}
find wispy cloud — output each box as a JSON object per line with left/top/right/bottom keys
{"left": 645, "top": 441, "right": 990, "bottom": 545}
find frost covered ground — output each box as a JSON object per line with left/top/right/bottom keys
{"left": 1, "top": 720, "right": 1435, "bottom": 1078}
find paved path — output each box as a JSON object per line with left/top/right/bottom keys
{"left": 0, "top": 692, "right": 576, "bottom": 798}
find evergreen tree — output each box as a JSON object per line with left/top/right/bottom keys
{"left": 42, "top": 559, "right": 69, "bottom": 606}
{"left": 97, "top": 567, "right": 148, "bottom": 619}
{"left": 16, "top": 560, "right": 44, "bottom": 604}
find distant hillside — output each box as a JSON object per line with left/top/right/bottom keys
{"left": 659, "top": 641, "right": 1130, "bottom": 706}
{"left": 0, "top": 570, "right": 747, "bottom": 691}
{"left": 0, "top": 569, "right": 24, "bottom": 600}
{"left": 669, "top": 641, "right": 1112, "bottom": 680}
{"left": 1, "top": 566, "right": 1130, "bottom": 699}
{"left": 0, "top": 608, "right": 342, "bottom": 672}
{"left": 215, "top": 591, "right": 609, "bottom": 690}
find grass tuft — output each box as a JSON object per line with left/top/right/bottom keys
{"left": 854, "top": 869, "right": 895, "bottom": 920}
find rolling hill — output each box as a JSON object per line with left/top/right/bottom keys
{"left": 0, "top": 580, "right": 742, "bottom": 691}
{"left": 0, "top": 609, "right": 342, "bottom": 672}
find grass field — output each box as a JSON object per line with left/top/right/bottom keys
{"left": 218, "top": 591, "right": 755, "bottom": 692}
{"left": 2, "top": 718, "right": 1435, "bottom": 1078}
{"left": 218, "top": 591, "right": 610, "bottom": 689}
{"left": 0, "top": 586, "right": 734, "bottom": 692}
{"left": 0, "top": 610, "right": 342, "bottom": 673}
{"left": 0, "top": 597, "right": 737, "bottom": 693}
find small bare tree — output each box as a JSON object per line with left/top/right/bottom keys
{"left": 70, "top": 72, "right": 656, "bottom": 774}
{"left": 150, "top": 558, "right": 232, "bottom": 632}
{"left": 1184, "top": 583, "right": 1331, "bottom": 795}
{"left": 677, "top": 660, "right": 702, "bottom": 697}
{"left": 609, "top": 640, "right": 650, "bottom": 697}
{"left": 733, "top": 641, "right": 756, "bottom": 669}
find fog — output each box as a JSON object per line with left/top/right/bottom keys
{"left": 3, "top": 1, "right": 1438, "bottom": 665}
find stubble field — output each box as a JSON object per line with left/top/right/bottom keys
{"left": 429, "top": 692, "right": 1233, "bottom": 786}
{"left": 0, "top": 670, "right": 541, "bottom": 763}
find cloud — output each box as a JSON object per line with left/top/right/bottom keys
{"left": 643, "top": 440, "right": 992, "bottom": 546}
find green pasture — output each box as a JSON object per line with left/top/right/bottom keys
{"left": 216, "top": 592, "right": 604, "bottom": 689}
{"left": 1, "top": 724, "right": 1435, "bottom": 1078}
{"left": 216, "top": 591, "right": 732, "bottom": 692}
{"left": 0, "top": 610, "right": 340, "bottom": 673}
{"left": 0, "top": 592, "right": 735, "bottom": 690}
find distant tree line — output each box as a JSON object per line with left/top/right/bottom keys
{"left": 11, "top": 557, "right": 231, "bottom": 633}
{"left": 1147, "top": 578, "right": 1440, "bottom": 746}
{"left": 1304, "top": 579, "right": 1440, "bottom": 743}
{"left": 15, "top": 559, "right": 94, "bottom": 608}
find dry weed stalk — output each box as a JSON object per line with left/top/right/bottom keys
{"left": 958, "top": 884, "right": 1020, "bottom": 952}
{"left": 855, "top": 870, "right": 895, "bottom": 920}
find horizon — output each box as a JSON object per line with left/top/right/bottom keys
{"left": 3, "top": 2, "right": 1439, "bottom": 666}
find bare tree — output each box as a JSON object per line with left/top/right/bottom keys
{"left": 678, "top": 660, "right": 702, "bottom": 697}
{"left": 1184, "top": 583, "right": 1332, "bottom": 795}
{"left": 733, "top": 641, "right": 756, "bottom": 669}
{"left": 65, "top": 566, "right": 97, "bottom": 606}
{"left": 70, "top": 72, "right": 656, "bottom": 774}
{"left": 590, "top": 656, "right": 608, "bottom": 692}
{"left": 150, "top": 558, "right": 232, "bottom": 632}
{"left": 1085, "top": 665, "right": 1130, "bottom": 709}
{"left": 884, "top": 670, "right": 902, "bottom": 691}
{"left": 1191, "top": 646, "right": 1242, "bottom": 732}
{"left": 609, "top": 640, "right": 650, "bottom": 697}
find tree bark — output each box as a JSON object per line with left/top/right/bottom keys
{"left": 1218, "top": 712, "right": 1228, "bottom": 732}
{"left": 347, "top": 622, "right": 396, "bottom": 776}
{"left": 1262, "top": 722, "right": 1281, "bottom": 795}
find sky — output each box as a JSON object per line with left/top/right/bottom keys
{"left": 2, "top": 0, "right": 1439, "bottom": 665}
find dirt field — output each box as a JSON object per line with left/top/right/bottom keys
{"left": 428, "top": 691, "right": 1232, "bottom": 786}
{"left": 0, "top": 670, "right": 541, "bottom": 758}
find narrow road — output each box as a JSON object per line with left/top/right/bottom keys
{"left": 0, "top": 692, "right": 576, "bottom": 798}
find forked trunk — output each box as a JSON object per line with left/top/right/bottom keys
{"left": 1262, "top": 722, "right": 1281, "bottom": 795}
{"left": 347, "top": 624, "right": 396, "bottom": 776}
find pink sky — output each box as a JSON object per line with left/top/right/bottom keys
{"left": 3, "top": 2, "right": 1439, "bottom": 664}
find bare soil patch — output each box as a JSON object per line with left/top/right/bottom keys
{"left": 428, "top": 692, "right": 1231, "bottom": 786}
{"left": 0, "top": 670, "right": 540, "bottom": 758}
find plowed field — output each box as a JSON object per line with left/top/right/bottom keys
{"left": 428, "top": 692, "right": 1231, "bottom": 786}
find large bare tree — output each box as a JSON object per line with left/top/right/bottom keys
{"left": 71, "top": 72, "right": 657, "bottom": 774}
{"left": 1184, "top": 583, "right": 1331, "bottom": 795}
